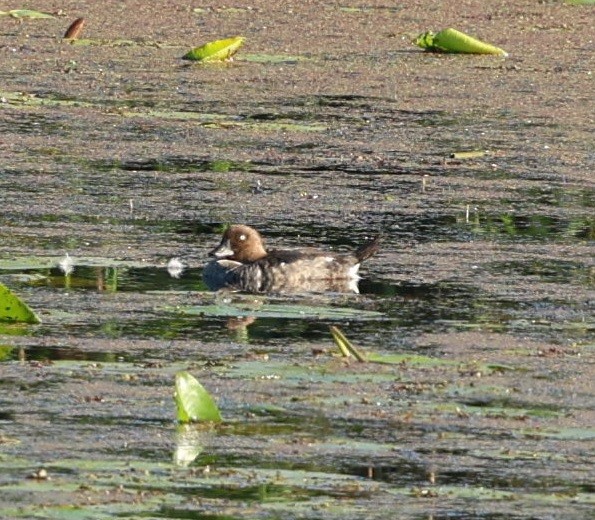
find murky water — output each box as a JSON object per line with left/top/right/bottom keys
{"left": 1, "top": 2, "right": 594, "bottom": 519}
{"left": 1, "top": 164, "right": 593, "bottom": 519}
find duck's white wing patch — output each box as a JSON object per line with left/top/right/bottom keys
{"left": 348, "top": 263, "right": 361, "bottom": 279}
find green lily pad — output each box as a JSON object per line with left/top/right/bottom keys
{"left": 366, "top": 352, "right": 455, "bottom": 366}
{"left": 68, "top": 38, "right": 168, "bottom": 48}
{"left": 174, "top": 371, "right": 222, "bottom": 423}
{"left": 330, "top": 326, "right": 367, "bottom": 361}
{"left": 415, "top": 28, "right": 508, "bottom": 56}
{"left": 0, "top": 282, "right": 41, "bottom": 324}
{"left": 0, "top": 345, "right": 15, "bottom": 361}
{"left": 242, "top": 53, "right": 306, "bottom": 64}
{"left": 0, "top": 9, "right": 54, "bottom": 19}
{"left": 172, "top": 303, "right": 384, "bottom": 320}
{"left": 183, "top": 36, "right": 245, "bottom": 62}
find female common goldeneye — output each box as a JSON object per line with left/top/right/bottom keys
{"left": 202, "top": 225, "right": 379, "bottom": 293}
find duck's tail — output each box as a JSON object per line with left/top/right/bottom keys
{"left": 355, "top": 236, "right": 381, "bottom": 263}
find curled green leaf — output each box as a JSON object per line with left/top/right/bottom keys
{"left": 183, "top": 36, "right": 245, "bottom": 62}
{"left": 415, "top": 28, "right": 508, "bottom": 56}
{"left": 330, "top": 326, "right": 367, "bottom": 362}
{"left": 0, "top": 282, "right": 41, "bottom": 324}
{"left": 174, "top": 371, "right": 222, "bottom": 423}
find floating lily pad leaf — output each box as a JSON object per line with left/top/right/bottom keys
{"left": 0, "top": 345, "right": 15, "bottom": 361}
{"left": 366, "top": 352, "right": 454, "bottom": 366}
{"left": 415, "top": 28, "right": 508, "bottom": 56}
{"left": 172, "top": 303, "right": 384, "bottom": 321}
{"left": 0, "top": 282, "right": 41, "bottom": 324}
{"left": 175, "top": 371, "right": 222, "bottom": 424}
{"left": 327, "top": 327, "right": 453, "bottom": 366}
{"left": 68, "top": 38, "right": 166, "bottom": 47}
{"left": 0, "top": 9, "right": 54, "bottom": 19}
{"left": 330, "top": 326, "right": 367, "bottom": 362}
{"left": 63, "top": 18, "right": 85, "bottom": 40}
{"left": 450, "top": 150, "right": 487, "bottom": 159}
{"left": 242, "top": 53, "right": 306, "bottom": 64}
{"left": 183, "top": 36, "right": 245, "bottom": 62}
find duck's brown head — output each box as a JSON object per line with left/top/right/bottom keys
{"left": 209, "top": 225, "right": 268, "bottom": 263}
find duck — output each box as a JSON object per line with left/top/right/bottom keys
{"left": 202, "top": 225, "right": 380, "bottom": 294}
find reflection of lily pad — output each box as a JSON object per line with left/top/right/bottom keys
{"left": 174, "top": 424, "right": 214, "bottom": 466}
{"left": 415, "top": 28, "right": 508, "bottom": 56}
{"left": 172, "top": 303, "right": 384, "bottom": 321}
{"left": 183, "top": 36, "right": 245, "bottom": 62}
{"left": 0, "top": 282, "right": 41, "bottom": 324}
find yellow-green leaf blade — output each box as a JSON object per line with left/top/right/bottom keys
{"left": 0, "top": 282, "right": 41, "bottom": 324}
{"left": 174, "top": 371, "right": 222, "bottom": 423}
{"left": 330, "top": 326, "right": 368, "bottom": 362}
{"left": 183, "top": 36, "right": 245, "bottom": 62}
{"left": 415, "top": 28, "right": 508, "bottom": 56}
{"left": 1, "top": 9, "right": 54, "bottom": 19}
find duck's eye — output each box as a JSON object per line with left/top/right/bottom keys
{"left": 239, "top": 234, "right": 247, "bottom": 241}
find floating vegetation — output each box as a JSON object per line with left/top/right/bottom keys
{"left": 173, "top": 302, "right": 384, "bottom": 321}
{"left": 0, "top": 4, "right": 592, "bottom": 518}
{"left": 0, "top": 282, "right": 40, "bottom": 324}
{"left": 63, "top": 17, "right": 85, "bottom": 40}
{"left": 0, "top": 9, "right": 53, "bottom": 19}
{"left": 174, "top": 371, "right": 222, "bottom": 423}
{"left": 450, "top": 150, "right": 488, "bottom": 159}
{"left": 242, "top": 53, "right": 307, "bottom": 64}
{"left": 415, "top": 28, "right": 508, "bottom": 56}
{"left": 330, "top": 325, "right": 367, "bottom": 361}
{"left": 183, "top": 36, "right": 245, "bottom": 62}
{"left": 67, "top": 38, "right": 168, "bottom": 47}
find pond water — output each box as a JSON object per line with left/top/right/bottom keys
{"left": 1, "top": 1, "right": 594, "bottom": 519}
